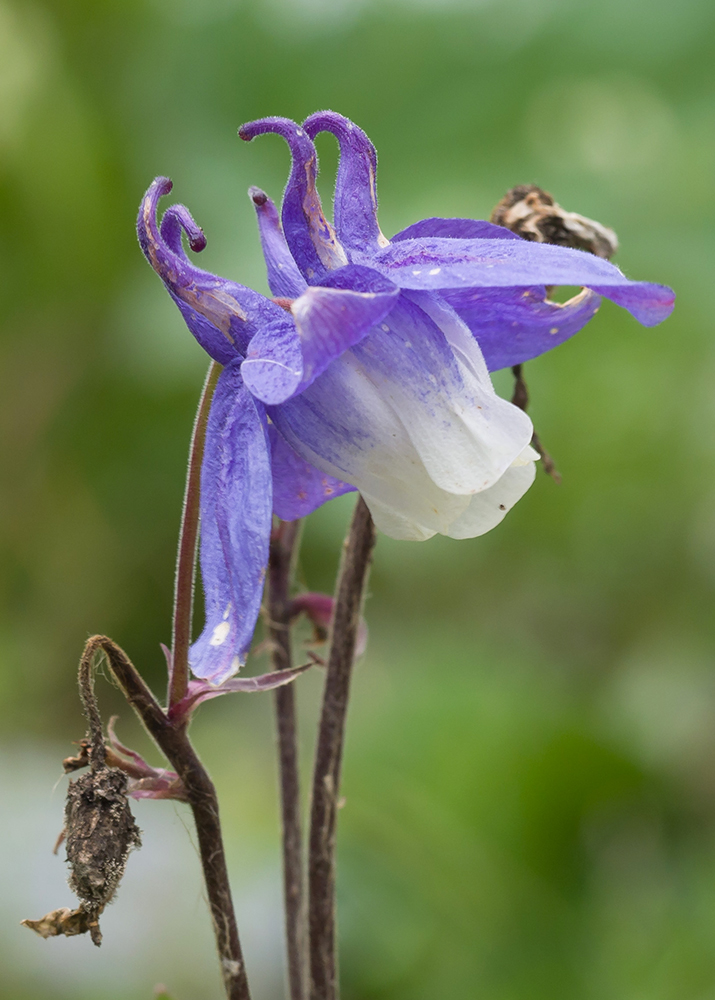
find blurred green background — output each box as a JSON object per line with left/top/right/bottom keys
{"left": 1, "top": 0, "right": 714, "bottom": 997}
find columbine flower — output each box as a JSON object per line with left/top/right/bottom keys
{"left": 137, "top": 111, "right": 673, "bottom": 682}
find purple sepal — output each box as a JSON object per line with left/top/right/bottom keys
{"left": 242, "top": 265, "right": 399, "bottom": 404}
{"left": 167, "top": 662, "right": 313, "bottom": 726}
{"left": 442, "top": 286, "right": 602, "bottom": 371}
{"left": 269, "top": 425, "right": 355, "bottom": 520}
{"left": 588, "top": 283, "right": 675, "bottom": 327}
{"left": 372, "top": 237, "right": 675, "bottom": 326}
{"left": 189, "top": 362, "right": 273, "bottom": 683}
{"left": 303, "top": 111, "right": 388, "bottom": 255}
{"left": 239, "top": 117, "right": 347, "bottom": 281}
{"left": 392, "top": 217, "right": 521, "bottom": 242}
{"left": 138, "top": 177, "right": 286, "bottom": 360}
{"left": 248, "top": 187, "right": 308, "bottom": 298}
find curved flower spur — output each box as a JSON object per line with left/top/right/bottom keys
{"left": 137, "top": 111, "right": 674, "bottom": 683}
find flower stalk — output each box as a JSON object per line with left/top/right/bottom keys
{"left": 308, "top": 496, "right": 376, "bottom": 1000}
{"left": 169, "top": 361, "right": 221, "bottom": 710}
{"left": 268, "top": 518, "right": 308, "bottom": 1000}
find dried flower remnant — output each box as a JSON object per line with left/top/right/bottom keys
{"left": 490, "top": 185, "right": 618, "bottom": 260}
{"left": 63, "top": 762, "right": 141, "bottom": 945}
{"left": 22, "top": 646, "right": 141, "bottom": 947}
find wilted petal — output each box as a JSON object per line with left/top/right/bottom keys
{"left": 441, "top": 285, "right": 602, "bottom": 371}
{"left": 303, "top": 110, "right": 389, "bottom": 255}
{"left": 138, "top": 177, "right": 286, "bottom": 360}
{"left": 248, "top": 187, "right": 308, "bottom": 298}
{"left": 269, "top": 424, "right": 355, "bottom": 520}
{"left": 190, "top": 363, "right": 273, "bottom": 683}
{"left": 242, "top": 265, "right": 399, "bottom": 404}
{"left": 371, "top": 237, "right": 675, "bottom": 326}
{"left": 239, "top": 116, "right": 347, "bottom": 280}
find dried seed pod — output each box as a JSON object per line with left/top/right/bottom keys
{"left": 64, "top": 763, "right": 141, "bottom": 945}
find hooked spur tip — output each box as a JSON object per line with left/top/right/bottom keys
{"left": 238, "top": 125, "right": 253, "bottom": 142}
{"left": 249, "top": 186, "right": 268, "bottom": 206}
{"left": 153, "top": 176, "right": 174, "bottom": 197}
{"left": 188, "top": 230, "right": 207, "bottom": 253}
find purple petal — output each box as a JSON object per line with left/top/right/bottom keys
{"left": 442, "top": 286, "right": 602, "bottom": 371}
{"left": 138, "top": 177, "right": 286, "bottom": 360}
{"left": 392, "top": 217, "right": 521, "bottom": 242}
{"left": 241, "top": 317, "right": 304, "bottom": 405}
{"left": 303, "top": 110, "right": 389, "bottom": 255}
{"left": 248, "top": 187, "right": 308, "bottom": 298}
{"left": 190, "top": 362, "right": 273, "bottom": 683}
{"left": 239, "top": 117, "right": 347, "bottom": 281}
{"left": 269, "top": 424, "right": 355, "bottom": 520}
{"left": 269, "top": 294, "right": 534, "bottom": 539}
{"left": 242, "top": 265, "right": 399, "bottom": 405}
{"left": 371, "top": 237, "right": 675, "bottom": 326}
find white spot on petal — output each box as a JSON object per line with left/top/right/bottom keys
{"left": 210, "top": 621, "right": 231, "bottom": 646}
{"left": 428, "top": 267, "right": 441, "bottom": 275}
{"left": 412, "top": 269, "right": 422, "bottom": 275}
{"left": 550, "top": 327, "right": 559, "bottom": 334}
{"left": 381, "top": 323, "right": 390, "bottom": 332}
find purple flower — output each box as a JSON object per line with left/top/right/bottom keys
{"left": 138, "top": 112, "right": 674, "bottom": 683}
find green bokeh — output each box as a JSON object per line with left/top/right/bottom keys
{"left": 1, "top": 0, "right": 714, "bottom": 997}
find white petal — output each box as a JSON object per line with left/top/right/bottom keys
{"left": 446, "top": 462, "right": 537, "bottom": 539}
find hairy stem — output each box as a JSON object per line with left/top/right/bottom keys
{"left": 268, "top": 519, "right": 307, "bottom": 1000}
{"left": 80, "top": 635, "right": 251, "bottom": 1000}
{"left": 308, "top": 497, "right": 376, "bottom": 1000}
{"left": 169, "top": 361, "right": 221, "bottom": 709}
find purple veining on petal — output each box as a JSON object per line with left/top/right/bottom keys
{"left": 392, "top": 217, "right": 521, "bottom": 242}
{"left": 442, "top": 285, "right": 603, "bottom": 371}
{"left": 248, "top": 186, "right": 308, "bottom": 298}
{"left": 303, "top": 110, "right": 389, "bottom": 256}
{"left": 189, "top": 362, "right": 273, "bottom": 683}
{"left": 372, "top": 237, "right": 675, "bottom": 326}
{"left": 239, "top": 116, "right": 347, "bottom": 280}
{"left": 269, "top": 424, "right": 355, "bottom": 520}
{"left": 138, "top": 177, "right": 285, "bottom": 360}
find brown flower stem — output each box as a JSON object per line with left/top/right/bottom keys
{"left": 169, "top": 361, "right": 221, "bottom": 710}
{"left": 308, "top": 497, "right": 376, "bottom": 1000}
{"left": 268, "top": 519, "right": 307, "bottom": 1000}
{"left": 511, "top": 364, "right": 562, "bottom": 483}
{"left": 79, "top": 635, "right": 252, "bottom": 1000}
